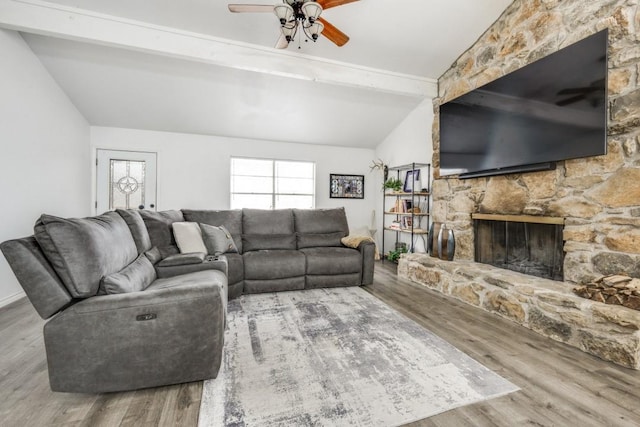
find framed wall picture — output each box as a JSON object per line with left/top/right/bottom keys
{"left": 403, "top": 169, "right": 421, "bottom": 193}
{"left": 330, "top": 174, "right": 364, "bottom": 199}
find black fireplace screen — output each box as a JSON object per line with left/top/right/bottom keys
{"left": 474, "top": 219, "right": 564, "bottom": 281}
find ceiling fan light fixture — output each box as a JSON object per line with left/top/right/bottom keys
{"left": 304, "top": 21, "right": 324, "bottom": 41}
{"left": 274, "top": 3, "right": 294, "bottom": 25}
{"left": 281, "top": 22, "right": 298, "bottom": 42}
{"left": 301, "top": 2, "right": 322, "bottom": 22}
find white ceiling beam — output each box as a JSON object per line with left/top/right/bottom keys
{"left": 0, "top": 0, "right": 437, "bottom": 98}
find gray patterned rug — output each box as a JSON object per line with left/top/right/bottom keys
{"left": 198, "top": 287, "right": 518, "bottom": 426}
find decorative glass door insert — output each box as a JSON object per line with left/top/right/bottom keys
{"left": 96, "top": 150, "right": 157, "bottom": 213}
{"left": 109, "top": 159, "right": 146, "bottom": 210}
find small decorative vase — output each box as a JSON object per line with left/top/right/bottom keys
{"left": 437, "top": 225, "right": 456, "bottom": 261}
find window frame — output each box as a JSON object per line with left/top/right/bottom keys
{"left": 230, "top": 157, "right": 316, "bottom": 210}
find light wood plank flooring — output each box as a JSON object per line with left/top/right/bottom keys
{"left": 1, "top": 262, "right": 639, "bottom": 426}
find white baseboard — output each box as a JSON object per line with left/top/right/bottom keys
{"left": 0, "top": 290, "right": 26, "bottom": 309}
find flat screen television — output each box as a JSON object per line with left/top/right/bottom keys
{"left": 439, "top": 29, "right": 608, "bottom": 179}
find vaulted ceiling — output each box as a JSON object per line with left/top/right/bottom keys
{"left": 1, "top": 0, "right": 513, "bottom": 147}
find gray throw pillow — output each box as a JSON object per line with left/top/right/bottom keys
{"left": 144, "top": 246, "right": 162, "bottom": 265}
{"left": 99, "top": 253, "right": 156, "bottom": 295}
{"left": 200, "top": 223, "right": 238, "bottom": 255}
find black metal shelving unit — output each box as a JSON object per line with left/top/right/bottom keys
{"left": 382, "top": 163, "right": 431, "bottom": 261}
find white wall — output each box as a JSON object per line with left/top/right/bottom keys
{"left": 0, "top": 30, "right": 90, "bottom": 307}
{"left": 91, "top": 127, "right": 377, "bottom": 230}
{"left": 374, "top": 98, "right": 434, "bottom": 255}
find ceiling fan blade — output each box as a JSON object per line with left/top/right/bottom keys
{"left": 317, "top": 0, "right": 359, "bottom": 10}
{"left": 317, "top": 17, "right": 349, "bottom": 46}
{"left": 228, "top": 4, "right": 274, "bottom": 13}
{"left": 275, "top": 33, "right": 288, "bottom": 49}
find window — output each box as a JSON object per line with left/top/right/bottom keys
{"left": 231, "top": 157, "right": 315, "bottom": 209}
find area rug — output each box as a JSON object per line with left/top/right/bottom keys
{"left": 198, "top": 287, "right": 518, "bottom": 426}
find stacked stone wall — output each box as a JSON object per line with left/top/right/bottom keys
{"left": 400, "top": 254, "right": 640, "bottom": 369}
{"left": 432, "top": 0, "right": 640, "bottom": 284}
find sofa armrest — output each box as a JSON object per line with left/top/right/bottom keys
{"left": 43, "top": 283, "right": 225, "bottom": 393}
{"left": 155, "top": 255, "right": 228, "bottom": 279}
{"left": 157, "top": 252, "right": 205, "bottom": 267}
{"left": 356, "top": 240, "right": 375, "bottom": 285}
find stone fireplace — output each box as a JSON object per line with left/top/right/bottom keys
{"left": 473, "top": 214, "right": 564, "bottom": 281}
{"left": 398, "top": 0, "right": 640, "bottom": 369}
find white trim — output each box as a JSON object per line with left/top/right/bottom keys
{"left": 0, "top": 0, "right": 437, "bottom": 98}
{"left": 0, "top": 290, "right": 26, "bottom": 309}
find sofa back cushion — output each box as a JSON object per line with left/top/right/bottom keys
{"left": 242, "top": 209, "right": 296, "bottom": 251}
{"left": 293, "top": 208, "right": 349, "bottom": 248}
{"left": 99, "top": 253, "right": 156, "bottom": 295}
{"left": 182, "top": 209, "right": 243, "bottom": 253}
{"left": 138, "top": 209, "right": 184, "bottom": 254}
{"left": 34, "top": 212, "right": 138, "bottom": 298}
{"left": 116, "top": 209, "right": 152, "bottom": 253}
{"left": 0, "top": 237, "right": 73, "bottom": 319}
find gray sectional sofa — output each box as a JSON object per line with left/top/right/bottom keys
{"left": 1, "top": 207, "right": 374, "bottom": 393}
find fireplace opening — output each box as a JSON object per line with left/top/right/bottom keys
{"left": 473, "top": 214, "right": 564, "bottom": 281}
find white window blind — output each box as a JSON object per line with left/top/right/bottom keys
{"left": 230, "top": 157, "right": 315, "bottom": 209}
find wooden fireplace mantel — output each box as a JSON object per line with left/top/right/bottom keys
{"left": 471, "top": 213, "right": 565, "bottom": 225}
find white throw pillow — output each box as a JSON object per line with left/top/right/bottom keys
{"left": 172, "top": 222, "right": 207, "bottom": 254}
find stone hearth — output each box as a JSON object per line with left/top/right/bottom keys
{"left": 399, "top": 254, "right": 640, "bottom": 369}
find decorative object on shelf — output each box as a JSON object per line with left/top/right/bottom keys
{"left": 403, "top": 169, "right": 421, "bottom": 193}
{"left": 428, "top": 222, "right": 441, "bottom": 258}
{"left": 330, "top": 174, "right": 364, "bottom": 199}
{"left": 383, "top": 178, "right": 403, "bottom": 192}
{"left": 437, "top": 224, "right": 456, "bottom": 261}
{"left": 369, "top": 159, "right": 389, "bottom": 182}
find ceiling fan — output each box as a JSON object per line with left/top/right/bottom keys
{"left": 228, "top": 0, "right": 358, "bottom": 49}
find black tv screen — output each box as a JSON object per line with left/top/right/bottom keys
{"left": 439, "top": 29, "right": 608, "bottom": 178}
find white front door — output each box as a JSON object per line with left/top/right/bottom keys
{"left": 96, "top": 149, "right": 157, "bottom": 214}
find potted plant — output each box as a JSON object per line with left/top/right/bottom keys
{"left": 383, "top": 178, "right": 403, "bottom": 193}
{"left": 387, "top": 246, "right": 408, "bottom": 263}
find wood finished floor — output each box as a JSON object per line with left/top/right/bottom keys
{"left": 2, "top": 262, "right": 640, "bottom": 426}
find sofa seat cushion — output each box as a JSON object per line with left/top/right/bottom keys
{"left": 99, "top": 253, "right": 156, "bottom": 295}
{"left": 34, "top": 212, "right": 138, "bottom": 298}
{"left": 300, "top": 247, "right": 362, "bottom": 275}
{"left": 243, "top": 250, "right": 305, "bottom": 280}
{"left": 148, "top": 270, "right": 228, "bottom": 311}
